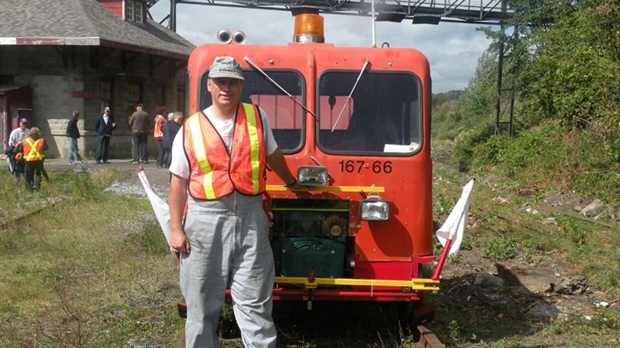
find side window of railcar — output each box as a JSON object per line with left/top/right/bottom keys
{"left": 199, "top": 70, "right": 305, "bottom": 153}
{"left": 317, "top": 72, "right": 422, "bottom": 155}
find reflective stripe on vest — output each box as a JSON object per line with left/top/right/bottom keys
{"left": 184, "top": 103, "right": 266, "bottom": 200}
{"left": 245, "top": 103, "right": 261, "bottom": 194}
{"left": 154, "top": 116, "right": 165, "bottom": 140}
{"left": 23, "top": 138, "right": 45, "bottom": 161}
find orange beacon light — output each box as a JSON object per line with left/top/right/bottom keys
{"left": 293, "top": 13, "right": 324, "bottom": 43}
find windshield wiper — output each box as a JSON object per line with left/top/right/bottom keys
{"left": 331, "top": 59, "right": 370, "bottom": 132}
{"left": 244, "top": 56, "right": 317, "bottom": 119}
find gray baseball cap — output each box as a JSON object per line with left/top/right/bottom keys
{"left": 208, "top": 56, "right": 244, "bottom": 80}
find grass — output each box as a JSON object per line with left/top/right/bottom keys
{"left": 0, "top": 168, "right": 183, "bottom": 347}
{"left": 0, "top": 166, "right": 425, "bottom": 348}
{"left": 468, "top": 122, "right": 620, "bottom": 296}
{"left": 3, "top": 127, "right": 620, "bottom": 347}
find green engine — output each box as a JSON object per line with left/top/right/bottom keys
{"left": 270, "top": 199, "right": 349, "bottom": 279}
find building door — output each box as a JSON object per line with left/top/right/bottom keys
{"left": 0, "top": 85, "right": 32, "bottom": 153}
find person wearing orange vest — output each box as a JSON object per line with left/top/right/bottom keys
{"left": 168, "top": 56, "right": 300, "bottom": 348}
{"left": 154, "top": 105, "right": 166, "bottom": 168}
{"left": 22, "top": 127, "right": 48, "bottom": 192}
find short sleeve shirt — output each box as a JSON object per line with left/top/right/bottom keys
{"left": 168, "top": 105, "right": 278, "bottom": 179}
{"left": 8, "top": 128, "right": 29, "bottom": 147}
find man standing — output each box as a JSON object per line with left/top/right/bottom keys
{"left": 128, "top": 103, "right": 151, "bottom": 164}
{"left": 94, "top": 106, "right": 116, "bottom": 164}
{"left": 168, "top": 56, "right": 300, "bottom": 348}
{"left": 66, "top": 110, "right": 82, "bottom": 165}
{"left": 7, "top": 118, "right": 30, "bottom": 181}
{"left": 161, "top": 111, "right": 183, "bottom": 169}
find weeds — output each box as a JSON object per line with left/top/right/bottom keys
{"left": 481, "top": 237, "right": 517, "bottom": 260}
{"left": 0, "top": 168, "right": 182, "bottom": 347}
{"left": 432, "top": 147, "right": 620, "bottom": 347}
{"left": 448, "top": 319, "right": 460, "bottom": 345}
{"left": 2, "top": 121, "right": 620, "bottom": 348}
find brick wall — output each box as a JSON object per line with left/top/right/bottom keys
{"left": 0, "top": 45, "right": 186, "bottom": 159}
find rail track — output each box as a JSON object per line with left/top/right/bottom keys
{"left": 0, "top": 160, "right": 167, "bottom": 230}
{"left": 0, "top": 189, "right": 66, "bottom": 229}
{"left": 174, "top": 324, "right": 444, "bottom": 347}
{"left": 416, "top": 325, "right": 444, "bottom": 348}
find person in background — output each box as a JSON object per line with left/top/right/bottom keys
{"left": 154, "top": 105, "right": 167, "bottom": 168}
{"left": 66, "top": 110, "right": 82, "bottom": 165}
{"left": 168, "top": 56, "right": 300, "bottom": 348}
{"left": 22, "top": 127, "right": 48, "bottom": 192}
{"left": 161, "top": 111, "right": 183, "bottom": 169}
{"left": 94, "top": 106, "right": 116, "bottom": 164}
{"left": 128, "top": 103, "right": 151, "bottom": 164}
{"left": 7, "top": 118, "right": 30, "bottom": 182}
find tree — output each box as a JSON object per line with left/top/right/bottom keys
{"left": 482, "top": 1, "right": 620, "bottom": 130}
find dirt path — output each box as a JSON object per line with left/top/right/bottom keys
{"left": 45, "top": 158, "right": 172, "bottom": 196}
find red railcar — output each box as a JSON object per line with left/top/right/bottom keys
{"left": 186, "top": 11, "right": 439, "bottom": 323}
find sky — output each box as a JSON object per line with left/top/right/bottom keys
{"left": 149, "top": 1, "right": 496, "bottom": 93}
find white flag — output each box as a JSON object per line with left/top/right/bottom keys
{"left": 137, "top": 168, "right": 175, "bottom": 252}
{"left": 435, "top": 179, "right": 474, "bottom": 255}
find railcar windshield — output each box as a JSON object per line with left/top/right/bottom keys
{"left": 317, "top": 71, "right": 423, "bottom": 155}
{"left": 199, "top": 70, "right": 305, "bottom": 153}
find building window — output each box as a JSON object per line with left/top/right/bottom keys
{"left": 177, "top": 88, "right": 187, "bottom": 115}
{"left": 101, "top": 80, "right": 112, "bottom": 112}
{"left": 125, "top": 0, "right": 134, "bottom": 22}
{"left": 126, "top": 0, "right": 145, "bottom": 23}
{"left": 0, "top": 75, "right": 15, "bottom": 84}
{"left": 156, "top": 85, "right": 165, "bottom": 106}
{"left": 128, "top": 82, "right": 141, "bottom": 116}
{"left": 135, "top": 2, "right": 143, "bottom": 24}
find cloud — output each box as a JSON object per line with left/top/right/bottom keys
{"left": 150, "top": 2, "right": 493, "bottom": 93}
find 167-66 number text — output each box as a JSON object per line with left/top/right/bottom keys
{"left": 338, "top": 160, "right": 393, "bottom": 174}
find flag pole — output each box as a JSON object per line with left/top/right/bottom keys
{"left": 431, "top": 179, "right": 474, "bottom": 280}
{"left": 431, "top": 232, "right": 455, "bottom": 280}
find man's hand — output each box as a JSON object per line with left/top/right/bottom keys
{"left": 170, "top": 229, "right": 191, "bottom": 254}
{"left": 285, "top": 178, "right": 303, "bottom": 190}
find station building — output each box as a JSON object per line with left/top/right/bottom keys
{"left": 0, "top": 0, "right": 195, "bottom": 159}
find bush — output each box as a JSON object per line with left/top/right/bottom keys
{"left": 451, "top": 122, "right": 495, "bottom": 172}
{"left": 470, "top": 120, "right": 620, "bottom": 202}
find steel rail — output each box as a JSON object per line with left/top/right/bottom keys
{"left": 416, "top": 325, "right": 444, "bottom": 348}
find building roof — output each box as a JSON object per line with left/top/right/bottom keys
{"left": 0, "top": 0, "right": 195, "bottom": 59}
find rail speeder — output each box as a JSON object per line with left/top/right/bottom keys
{"left": 183, "top": 9, "right": 442, "bottom": 324}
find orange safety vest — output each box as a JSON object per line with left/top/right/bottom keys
{"left": 154, "top": 116, "right": 165, "bottom": 140}
{"left": 22, "top": 138, "right": 45, "bottom": 162}
{"left": 184, "top": 103, "right": 266, "bottom": 200}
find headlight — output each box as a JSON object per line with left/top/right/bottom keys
{"left": 297, "top": 166, "right": 328, "bottom": 186}
{"left": 359, "top": 196, "right": 389, "bottom": 221}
